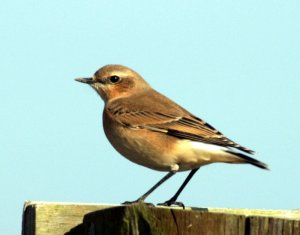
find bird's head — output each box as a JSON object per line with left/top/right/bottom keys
{"left": 75, "top": 65, "right": 150, "bottom": 102}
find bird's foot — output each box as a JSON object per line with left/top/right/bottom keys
{"left": 122, "top": 199, "right": 154, "bottom": 207}
{"left": 157, "top": 200, "right": 185, "bottom": 209}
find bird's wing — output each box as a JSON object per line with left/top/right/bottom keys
{"left": 106, "top": 96, "right": 254, "bottom": 154}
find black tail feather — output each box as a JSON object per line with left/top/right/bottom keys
{"left": 226, "top": 150, "right": 269, "bottom": 170}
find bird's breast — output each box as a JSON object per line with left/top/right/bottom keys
{"left": 102, "top": 110, "right": 181, "bottom": 171}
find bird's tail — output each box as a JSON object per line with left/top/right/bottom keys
{"left": 226, "top": 150, "right": 269, "bottom": 170}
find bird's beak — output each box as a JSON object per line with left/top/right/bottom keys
{"left": 74, "top": 77, "right": 95, "bottom": 84}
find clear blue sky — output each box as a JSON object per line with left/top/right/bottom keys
{"left": 1, "top": 1, "right": 299, "bottom": 234}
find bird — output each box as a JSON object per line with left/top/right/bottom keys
{"left": 75, "top": 64, "right": 268, "bottom": 207}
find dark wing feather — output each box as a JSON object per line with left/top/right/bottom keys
{"left": 149, "top": 115, "right": 254, "bottom": 154}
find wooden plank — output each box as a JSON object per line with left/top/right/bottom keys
{"left": 22, "top": 201, "right": 114, "bottom": 235}
{"left": 22, "top": 201, "right": 300, "bottom": 235}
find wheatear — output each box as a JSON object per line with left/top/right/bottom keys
{"left": 75, "top": 64, "right": 268, "bottom": 207}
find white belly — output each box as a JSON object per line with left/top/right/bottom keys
{"left": 173, "top": 140, "right": 237, "bottom": 171}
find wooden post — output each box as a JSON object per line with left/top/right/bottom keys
{"left": 22, "top": 201, "right": 300, "bottom": 235}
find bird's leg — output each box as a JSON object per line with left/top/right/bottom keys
{"left": 158, "top": 168, "right": 199, "bottom": 208}
{"left": 123, "top": 171, "right": 176, "bottom": 205}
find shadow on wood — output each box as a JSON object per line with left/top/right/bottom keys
{"left": 65, "top": 204, "right": 225, "bottom": 235}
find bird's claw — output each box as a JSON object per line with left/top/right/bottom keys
{"left": 122, "top": 200, "right": 154, "bottom": 207}
{"left": 157, "top": 200, "right": 185, "bottom": 209}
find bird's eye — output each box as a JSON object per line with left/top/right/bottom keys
{"left": 109, "top": 75, "right": 120, "bottom": 83}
